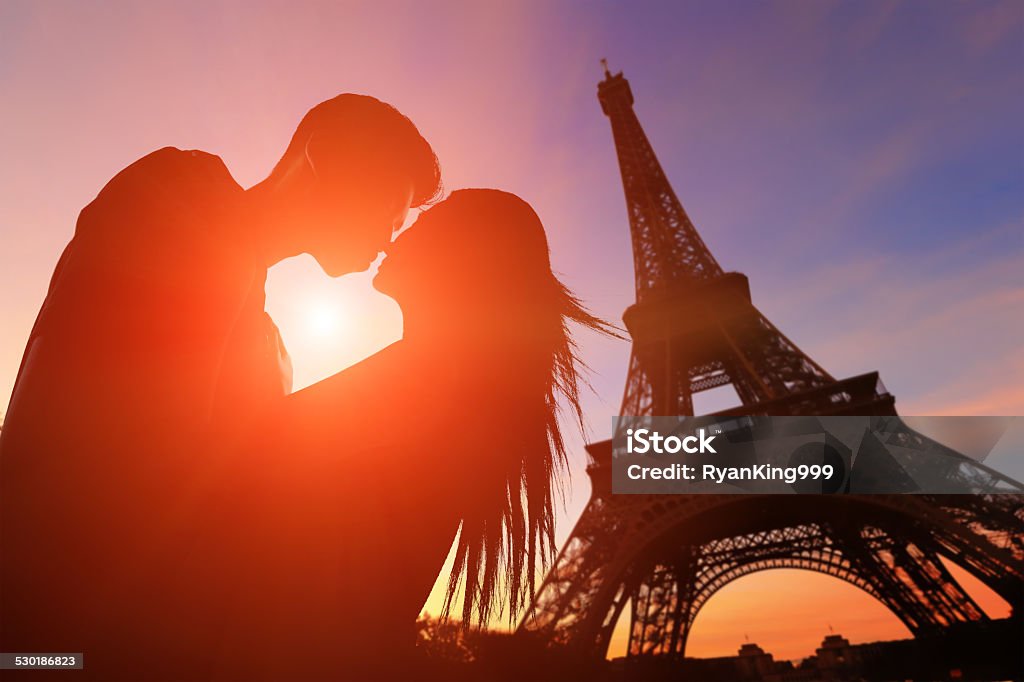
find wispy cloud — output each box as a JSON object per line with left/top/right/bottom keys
{"left": 758, "top": 222, "right": 1023, "bottom": 416}
{"left": 961, "top": 0, "right": 1024, "bottom": 56}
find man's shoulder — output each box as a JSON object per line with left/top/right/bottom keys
{"left": 128, "top": 146, "right": 231, "bottom": 177}
{"left": 76, "top": 147, "right": 247, "bottom": 248}
{"left": 65, "top": 147, "right": 257, "bottom": 299}
{"left": 96, "top": 147, "right": 241, "bottom": 203}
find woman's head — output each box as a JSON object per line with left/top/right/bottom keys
{"left": 375, "top": 189, "right": 617, "bottom": 624}
{"left": 374, "top": 189, "right": 554, "bottom": 331}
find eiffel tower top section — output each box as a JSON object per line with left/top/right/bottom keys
{"left": 598, "top": 64, "right": 724, "bottom": 303}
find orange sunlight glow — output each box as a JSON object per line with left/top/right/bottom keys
{"left": 306, "top": 299, "right": 343, "bottom": 340}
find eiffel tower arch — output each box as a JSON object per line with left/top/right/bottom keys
{"left": 518, "top": 65, "right": 1024, "bottom": 659}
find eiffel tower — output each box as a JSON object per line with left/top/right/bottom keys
{"left": 518, "top": 65, "right": 1024, "bottom": 659}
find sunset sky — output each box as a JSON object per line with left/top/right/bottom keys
{"left": 1, "top": 0, "right": 1021, "bottom": 662}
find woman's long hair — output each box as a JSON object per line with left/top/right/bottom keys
{"left": 434, "top": 190, "right": 621, "bottom": 627}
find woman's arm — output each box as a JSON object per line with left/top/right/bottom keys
{"left": 238, "top": 338, "right": 471, "bottom": 491}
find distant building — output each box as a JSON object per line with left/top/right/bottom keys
{"left": 816, "top": 633, "right": 860, "bottom": 668}
{"left": 607, "top": 618, "right": 1022, "bottom": 681}
{"left": 735, "top": 642, "right": 777, "bottom": 679}
{"left": 814, "top": 633, "right": 862, "bottom": 679}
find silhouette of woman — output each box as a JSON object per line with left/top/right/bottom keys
{"left": 207, "top": 189, "right": 615, "bottom": 680}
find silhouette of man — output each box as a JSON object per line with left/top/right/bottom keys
{"left": 0, "top": 94, "right": 440, "bottom": 680}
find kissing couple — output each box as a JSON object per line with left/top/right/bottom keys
{"left": 0, "top": 93, "right": 615, "bottom": 680}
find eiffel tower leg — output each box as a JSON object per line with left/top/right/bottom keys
{"left": 927, "top": 495, "right": 1024, "bottom": 612}
{"left": 838, "top": 527, "right": 985, "bottom": 633}
{"left": 627, "top": 547, "right": 701, "bottom": 658}
{"left": 900, "top": 544, "right": 985, "bottom": 624}
{"left": 595, "top": 581, "right": 632, "bottom": 655}
{"left": 668, "top": 546, "right": 699, "bottom": 656}
{"left": 629, "top": 564, "right": 680, "bottom": 656}
{"left": 935, "top": 545, "right": 1024, "bottom": 615}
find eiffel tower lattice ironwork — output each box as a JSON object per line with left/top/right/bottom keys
{"left": 517, "top": 66, "right": 1024, "bottom": 659}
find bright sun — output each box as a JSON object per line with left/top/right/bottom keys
{"left": 307, "top": 299, "right": 342, "bottom": 339}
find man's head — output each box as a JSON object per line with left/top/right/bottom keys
{"left": 262, "top": 94, "right": 440, "bottom": 276}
